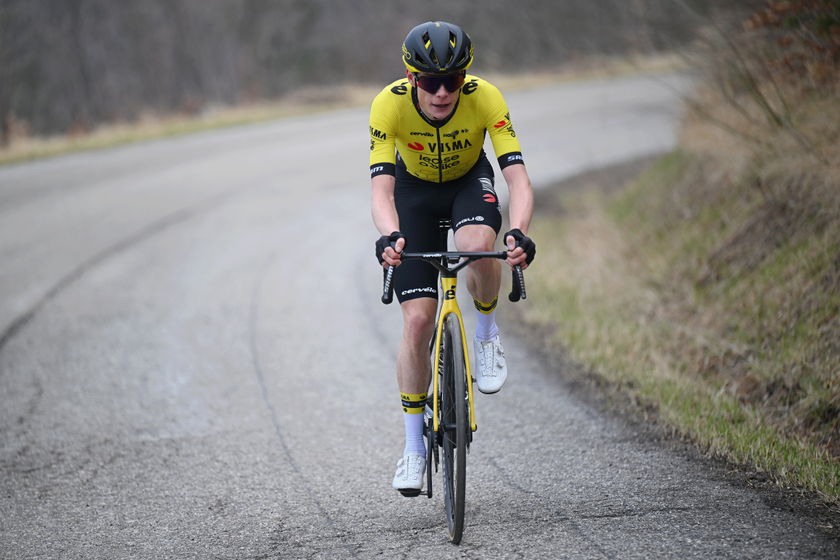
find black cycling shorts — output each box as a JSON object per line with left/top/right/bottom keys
{"left": 393, "top": 152, "right": 502, "bottom": 303}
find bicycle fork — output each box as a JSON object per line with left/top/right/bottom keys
{"left": 431, "top": 274, "right": 478, "bottom": 435}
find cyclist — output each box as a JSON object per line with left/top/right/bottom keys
{"left": 370, "top": 21, "right": 536, "bottom": 494}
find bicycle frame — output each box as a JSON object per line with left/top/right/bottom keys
{"left": 431, "top": 271, "right": 477, "bottom": 433}
{"left": 381, "top": 238, "right": 526, "bottom": 541}
{"left": 382, "top": 248, "right": 525, "bottom": 435}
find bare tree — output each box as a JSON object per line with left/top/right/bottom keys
{"left": 0, "top": 0, "right": 754, "bottom": 138}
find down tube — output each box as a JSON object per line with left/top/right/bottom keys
{"left": 437, "top": 276, "right": 477, "bottom": 433}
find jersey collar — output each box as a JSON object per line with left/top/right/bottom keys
{"left": 411, "top": 85, "right": 460, "bottom": 129}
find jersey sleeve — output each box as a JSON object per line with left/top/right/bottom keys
{"left": 478, "top": 82, "right": 524, "bottom": 170}
{"left": 368, "top": 84, "right": 401, "bottom": 178}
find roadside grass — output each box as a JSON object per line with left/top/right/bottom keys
{"left": 0, "top": 53, "right": 683, "bottom": 168}
{"left": 523, "top": 141, "right": 840, "bottom": 503}
{"left": 0, "top": 85, "right": 380, "bottom": 167}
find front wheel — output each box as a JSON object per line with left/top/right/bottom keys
{"left": 439, "top": 313, "right": 468, "bottom": 544}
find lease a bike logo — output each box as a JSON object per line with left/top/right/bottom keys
{"left": 418, "top": 154, "right": 460, "bottom": 170}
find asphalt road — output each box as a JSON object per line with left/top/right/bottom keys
{"left": 2, "top": 72, "right": 838, "bottom": 559}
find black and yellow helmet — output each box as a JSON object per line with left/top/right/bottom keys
{"left": 402, "top": 21, "right": 473, "bottom": 74}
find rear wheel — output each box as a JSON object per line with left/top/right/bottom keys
{"left": 439, "top": 313, "right": 468, "bottom": 544}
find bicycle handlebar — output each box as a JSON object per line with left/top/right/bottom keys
{"left": 381, "top": 251, "right": 526, "bottom": 305}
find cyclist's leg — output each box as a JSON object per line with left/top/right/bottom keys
{"left": 393, "top": 174, "right": 447, "bottom": 407}
{"left": 455, "top": 224, "right": 501, "bottom": 306}
{"left": 450, "top": 157, "right": 508, "bottom": 393}
{"left": 451, "top": 156, "right": 503, "bottom": 328}
{"left": 394, "top": 297, "right": 435, "bottom": 493}
{"left": 396, "top": 297, "right": 436, "bottom": 402}
{"left": 391, "top": 171, "right": 447, "bottom": 492}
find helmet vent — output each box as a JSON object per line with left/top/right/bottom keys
{"left": 447, "top": 32, "right": 457, "bottom": 65}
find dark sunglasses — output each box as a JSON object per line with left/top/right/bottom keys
{"left": 413, "top": 72, "right": 465, "bottom": 94}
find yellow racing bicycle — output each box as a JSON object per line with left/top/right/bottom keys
{"left": 382, "top": 219, "right": 526, "bottom": 544}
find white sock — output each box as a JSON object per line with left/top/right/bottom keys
{"left": 404, "top": 412, "right": 426, "bottom": 456}
{"left": 475, "top": 309, "right": 499, "bottom": 342}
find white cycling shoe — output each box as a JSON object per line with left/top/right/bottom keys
{"left": 392, "top": 453, "right": 425, "bottom": 496}
{"left": 474, "top": 335, "right": 507, "bottom": 394}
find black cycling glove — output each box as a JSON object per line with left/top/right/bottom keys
{"left": 375, "top": 231, "right": 405, "bottom": 265}
{"left": 504, "top": 228, "right": 536, "bottom": 265}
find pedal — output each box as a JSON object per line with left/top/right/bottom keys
{"left": 398, "top": 488, "right": 423, "bottom": 498}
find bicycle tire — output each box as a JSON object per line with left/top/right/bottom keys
{"left": 440, "top": 313, "right": 468, "bottom": 544}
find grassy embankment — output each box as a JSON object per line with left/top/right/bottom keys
{"left": 522, "top": 8, "right": 840, "bottom": 503}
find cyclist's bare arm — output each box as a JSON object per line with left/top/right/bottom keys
{"left": 371, "top": 174, "right": 404, "bottom": 267}
{"left": 501, "top": 163, "right": 535, "bottom": 270}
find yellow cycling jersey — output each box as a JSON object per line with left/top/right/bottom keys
{"left": 369, "top": 75, "right": 524, "bottom": 183}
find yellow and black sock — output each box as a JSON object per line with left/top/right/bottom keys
{"left": 473, "top": 296, "right": 498, "bottom": 315}
{"left": 401, "top": 392, "right": 427, "bottom": 456}
{"left": 474, "top": 297, "right": 499, "bottom": 341}
{"left": 400, "top": 392, "right": 427, "bottom": 414}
